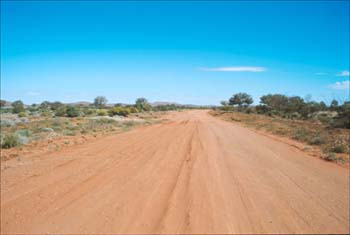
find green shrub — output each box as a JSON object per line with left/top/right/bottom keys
{"left": 308, "top": 136, "right": 325, "bottom": 145}
{"left": 41, "top": 110, "right": 52, "bottom": 117}
{"left": 18, "top": 112, "right": 27, "bottom": 117}
{"left": 330, "top": 143, "right": 347, "bottom": 153}
{"left": 130, "top": 107, "right": 139, "bottom": 113}
{"left": 220, "top": 105, "right": 234, "bottom": 111}
{"left": 319, "top": 117, "right": 333, "bottom": 125}
{"left": 322, "top": 152, "right": 337, "bottom": 162}
{"left": 97, "top": 109, "right": 108, "bottom": 116}
{"left": 255, "top": 105, "right": 271, "bottom": 114}
{"left": 331, "top": 116, "right": 350, "bottom": 129}
{"left": 245, "top": 107, "right": 254, "bottom": 114}
{"left": 83, "top": 108, "right": 95, "bottom": 115}
{"left": 66, "top": 106, "right": 79, "bottom": 117}
{"left": 55, "top": 106, "right": 67, "bottom": 117}
{"left": 108, "top": 107, "right": 131, "bottom": 117}
{"left": 16, "top": 129, "right": 31, "bottom": 137}
{"left": 12, "top": 100, "right": 25, "bottom": 113}
{"left": 331, "top": 101, "right": 350, "bottom": 129}
{"left": 135, "top": 98, "right": 152, "bottom": 112}
{"left": 64, "top": 130, "right": 76, "bottom": 136}
{"left": 1, "top": 134, "right": 20, "bottom": 148}
{"left": 50, "top": 101, "right": 64, "bottom": 111}
{"left": 52, "top": 126, "right": 62, "bottom": 132}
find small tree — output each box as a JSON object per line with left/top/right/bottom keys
{"left": 40, "top": 101, "right": 51, "bottom": 110}
{"left": 94, "top": 96, "right": 107, "bottom": 108}
{"left": 302, "top": 101, "right": 322, "bottom": 117}
{"left": 287, "top": 96, "right": 305, "bottom": 114}
{"left": 319, "top": 101, "right": 327, "bottom": 111}
{"left": 330, "top": 100, "right": 339, "bottom": 111}
{"left": 135, "top": 98, "right": 152, "bottom": 111}
{"left": 260, "top": 94, "right": 288, "bottom": 112}
{"left": 12, "top": 100, "right": 25, "bottom": 113}
{"left": 229, "top": 93, "right": 253, "bottom": 108}
{"left": 255, "top": 104, "right": 271, "bottom": 114}
{"left": 50, "top": 101, "right": 64, "bottom": 111}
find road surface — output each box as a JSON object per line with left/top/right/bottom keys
{"left": 1, "top": 110, "right": 349, "bottom": 234}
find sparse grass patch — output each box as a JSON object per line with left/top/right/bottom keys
{"left": 1, "top": 110, "right": 159, "bottom": 158}
{"left": 292, "top": 128, "right": 310, "bottom": 141}
{"left": 16, "top": 129, "right": 31, "bottom": 137}
{"left": 124, "top": 120, "right": 138, "bottom": 127}
{"left": 210, "top": 110, "right": 350, "bottom": 164}
{"left": 41, "top": 127, "right": 54, "bottom": 132}
{"left": 329, "top": 140, "right": 348, "bottom": 153}
{"left": 303, "top": 145, "right": 312, "bottom": 151}
{"left": 308, "top": 136, "right": 325, "bottom": 145}
{"left": 322, "top": 152, "right": 338, "bottom": 162}
{"left": 270, "top": 126, "right": 289, "bottom": 136}
{"left": 64, "top": 130, "right": 76, "bottom": 136}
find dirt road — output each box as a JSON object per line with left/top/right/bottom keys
{"left": 1, "top": 110, "right": 349, "bottom": 234}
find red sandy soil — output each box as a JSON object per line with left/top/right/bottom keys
{"left": 1, "top": 110, "right": 349, "bottom": 234}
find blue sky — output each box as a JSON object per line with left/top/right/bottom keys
{"left": 1, "top": 1, "right": 349, "bottom": 105}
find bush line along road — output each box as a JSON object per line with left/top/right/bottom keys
{"left": 1, "top": 110, "right": 349, "bottom": 234}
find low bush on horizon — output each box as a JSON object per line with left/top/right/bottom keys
{"left": 218, "top": 93, "right": 350, "bottom": 129}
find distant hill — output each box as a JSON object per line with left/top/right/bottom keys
{"left": 150, "top": 101, "right": 181, "bottom": 107}
{"left": 151, "top": 101, "right": 215, "bottom": 108}
{"left": 67, "top": 101, "right": 92, "bottom": 107}
{"left": 0, "top": 100, "right": 12, "bottom": 108}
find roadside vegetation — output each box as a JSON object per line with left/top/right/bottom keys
{"left": 212, "top": 93, "right": 350, "bottom": 164}
{"left": 0, "top": 96, "right": 168, "bottom": 160}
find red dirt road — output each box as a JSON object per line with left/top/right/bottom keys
{"left": 1, "top": 110, "right": 349, "bottom": 234}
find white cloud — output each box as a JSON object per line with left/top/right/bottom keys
{"left": 198, "top": 66, "right": 266, "bottom": 72}
{"left": 315, "top": 72, "right": 327, "bottom": 75}
{"left": 329, "top": 81, "right": 350, "bottom": 90}
{"left": 336, "top": 70, "right": 350, "bottom": 77}
{"left": 27, "top": 91, "right": 40, "bottom": 96}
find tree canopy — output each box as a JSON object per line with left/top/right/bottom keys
{"left": 229, "top": 93, "right": 253, "bottom": 108}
